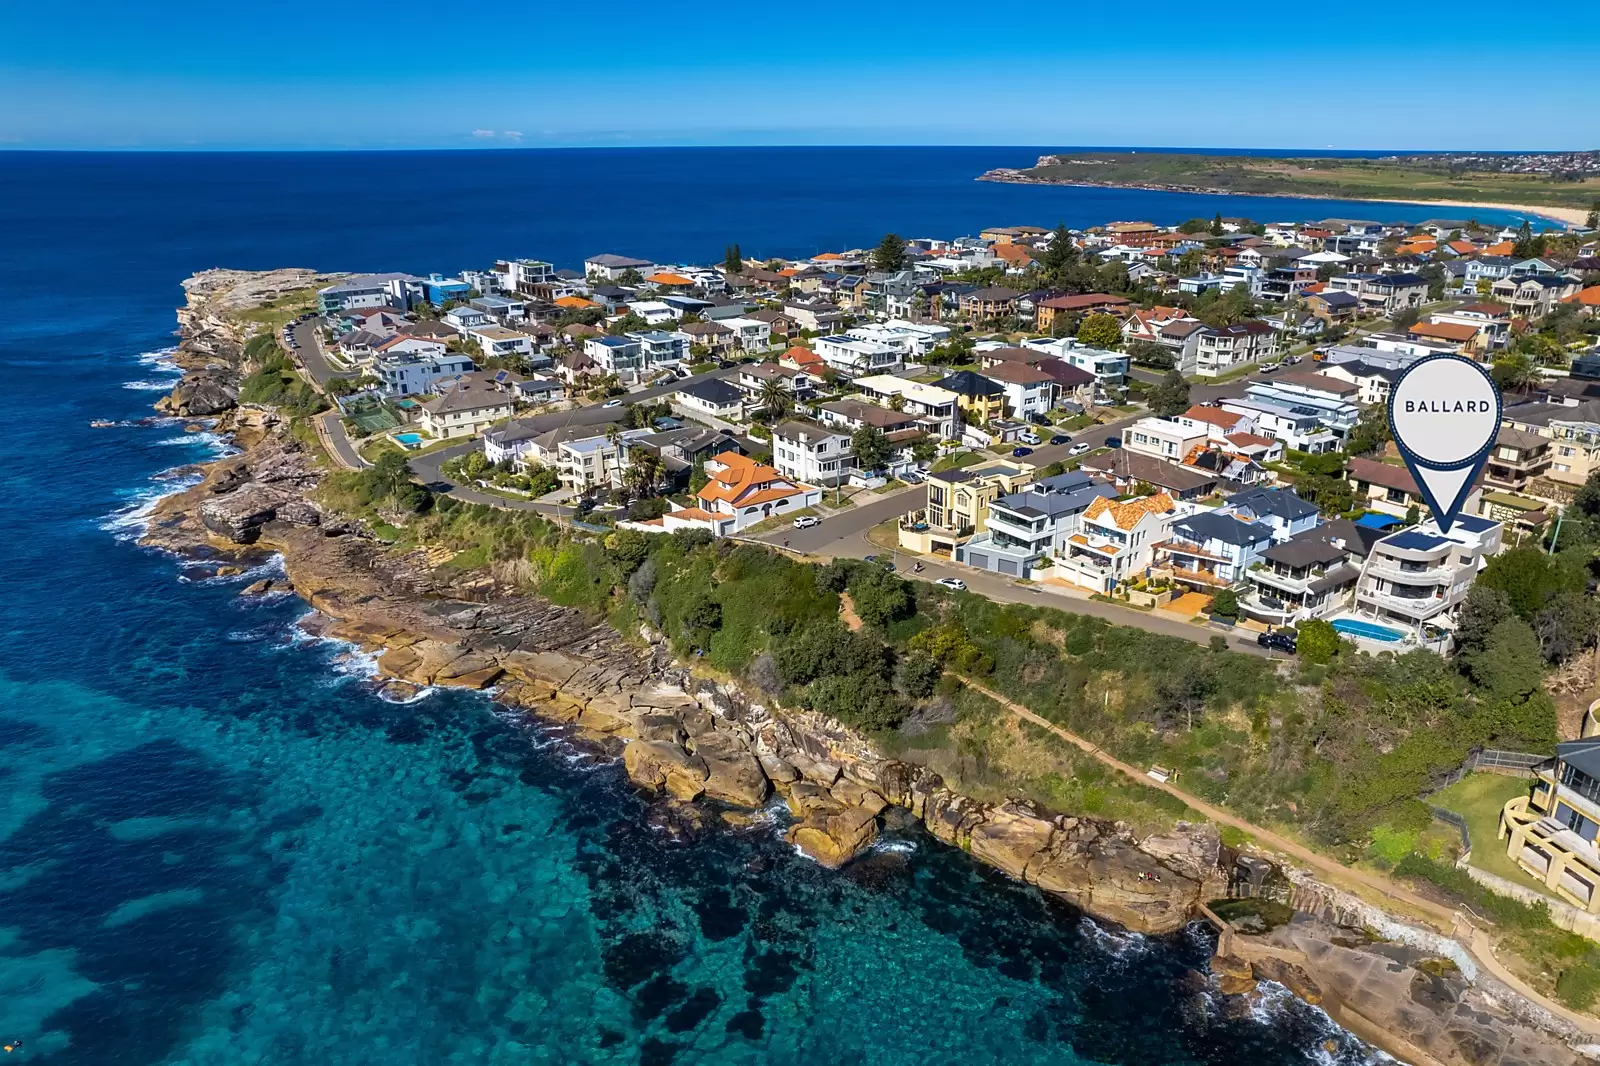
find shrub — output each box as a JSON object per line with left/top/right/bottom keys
{"left": 1556, "top": 958, "right": 1600, "bottom": 1010}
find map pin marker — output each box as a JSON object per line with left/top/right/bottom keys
{"left": 1386, "top": 354, "right": 1502, "bottom": 533}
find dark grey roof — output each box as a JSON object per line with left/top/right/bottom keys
{"left": 679, "top": 379, "right": 744, "bottom": 406}
{"left": 992, "top": 472, "right": 1115, "bottom": 520}
{"left": 1312, "top": 290, "right": 1361, "bottom": 308}
{"left": 1558, "top": 739, "right": 1600, "bottom": 782}
{"left": 1227, "top": 486, "right": 1318, "bottom": 523}
{"left": 1173, "top": 510, "right": 1271, "bottom": 548}
{"left": 934, "top": 370, "right": 1006, "bottom": 397}
{"left": 1263, "top": 531, "right": 1348, "bottom": 569}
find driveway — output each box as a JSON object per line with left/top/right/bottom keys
{"left": 318, "top": 410, "right": 366, "bottom": 470}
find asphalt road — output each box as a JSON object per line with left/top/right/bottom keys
{"left": 759, "top": 489, "right": 920, "bottom": 551}
{"left": 318, "top": 410, "right": 366, "bottom": 469}
{"left": 294, "top": 319, "right": 356, "bottom": 386}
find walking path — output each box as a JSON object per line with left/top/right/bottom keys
{"left": 957, "top": 675, "right": 1600, "bottom": 1036}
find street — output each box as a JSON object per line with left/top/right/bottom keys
{"left": 759, "top": 489, "right": 920, "bottom": 551}
{"left": 293, "top": 319, "right": 356, "bottom": 387}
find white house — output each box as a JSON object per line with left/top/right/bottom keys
{"left": 1121, "top": 417, "right": 1209, "bottom": 463}
{"left": 815, "top": 333, "right": 902, "bottom": 377}
{"left": 625, "top": 300, "right": 680, "bottom": 326}
{"left": 586, "top": 254, "right": 656, "bottom": 281}
{"left": 675, "top": 378, "right": 746, "bottom": 421}
{"left": 719, "top": 317, "right": 774, "bottom": 352}
{"left": 466, "top": 325, "right": 534, "bottom": 362}
{"left": 373, "top": 350, "right": 474, "bottom": 396}
{"left": 1052, "top": 493, "right": 1186, "bottom": 593}
{"left": 418, "top": 372, "right": 517, "bottom": 439}
{"left": 771, "top": 420, "right": 853, "bottom": 487}
{"left": 1021, "top": 337, "right": 1129, "bottom": 390}
{"left": 851, "top": 375, "right": 960, "bottom": 438}
{"left": 444, "top": 306, "right": 493, "bottom": 333}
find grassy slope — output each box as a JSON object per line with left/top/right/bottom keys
{"left": 1010, "top": 153, "right": 1600, "bottom": 211}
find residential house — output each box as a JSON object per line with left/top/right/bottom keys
{"left": 954, "top": 472, "right": 1117, "bottom": 579}
{"left": 1484, "top": 426, "right": 1553, "bottom": 495}
{"left": 1492, "top": 274, "right": 1582, "bottom": 318}
{"left": 1317, "top": 359, "right": 1402, "bottom": 406}
{"left": 1035, "top": 293, "right": 1133, "bottom": 332}
{"left": 1353, "top": 515, "right": 1503, "bottom": 636}
{"left": 1051, "top": 492, "right": 1184, "bottom": 593}
{"left": 626, "top": 426, "right": 750, "bottom": 486}
{"left": 1078, "top": 449, "right": 1219, "bottom": 499}
{"left": 466, "top": 325, "right": 535, "bottom": 363}
{"left": 745, "top": 308, "right": 795, "bottom": 343}
{"left": 318, "top": 273, "right": 424, "bottom": 314}
{"left": 1020, "top": 338, "right": 1130, "bottom": 392}
{"left": 555, "top": 429, "right": 653, "bottom": 492}
{"left": 1122, "top": 417, "right": 1210, "bottom": 463}
{"left": 1194, "top": 322, "right": 1279, "bottom": 377}
{"left": 1222, "top": 485, "right": 1320, "bottom": 542}
{"left": 373, "top": 350, "right": 475, "bottom": 396}
{"left": 513, "top": 374, "right": 566, "bottom": 405}
{"left": 1303, "top": 289, "right": 1361, "bottom": 326}
{"left": 814, "top": 332, "right": 903, "bottom": 377}
{"left": 959, "top": 286, "right": 1022, "bottom": 323}
{"left": 735, "top": 362, "right": 820, "bottom": 407}
{"left": 851, "top": 375, "right": 961, "bottom": 438}
{"left": 585, "top": 254, "right": 656, "bottom": 281}
{"left": 902, "top": 462, "right": 1035, "bottom": 557}
{"left": 1326, "top": 272, "right": 1430, "bottom": 315}
{"left": 1239, "top": 524, "right": 1366, "bottom": 627}
{"left": 418, "top": 372, "right": 518, "bottom": 439}
{"left": 1500, "top": 739, "right": 1600, "bottom": 914}
{"left": 1502, "top": 399, "right": 1600, "bottom": 487}
{"left": 719, "top": 316, "right": 774, "bottom": 352}
{"left": 933, "top": 370, "right": 1008, "bottom": 427}
{"left": 784, "top": 300, "right": 847, "bottom": 333}
{"left": 1346, "top": 455, "right": 1481, "bottom": 519}
{"left": 980, "top": 362, "right": 1056, "bottom": 421}
{"left": 625, "top": 300, "right": 680, "bottom": 326}
{"left": 674, "top": 378, "right": 746, "bottom": 421}
{"left": 1156, "top": 509, "right": 1275, "bottom": 591}
{"left": 771, "top": 420, "right": 854, "bottom": 488}
{"left": 654, "top": 452, "right": 821, "bottom": 536}
{"left": 680, "top": 320, "right": 736, "bottom": 356}
{"left": 444, "top": 306, "right": 493, "bottom": 333}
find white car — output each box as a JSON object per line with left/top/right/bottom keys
{"left": 935, "top": 577, "right": 967, "bottom": 591}
{"left": 1068, "top": 442, "right": 1091, "bottom": 456}
{"left": 602, "top": 399, "right": 624, "bottom": 408}
{"left": 792, "top": 515, "right": 820, "bottom": 529}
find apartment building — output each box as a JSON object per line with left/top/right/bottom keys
{"left": 1352, "top": 515, "right": 1503, "bottom": 633}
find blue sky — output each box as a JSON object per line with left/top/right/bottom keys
{"left": 2, "top": 1, "right": 1595, "bottom": 150}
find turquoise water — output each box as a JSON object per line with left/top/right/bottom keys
{"left": 1331, "top": 618, "right": 1408, "bottom": 642}
{"left": 0, "top": 148, "right": 1396, "bottom": 1065}
{"left": 394, "top": 432, "right": 424, "bottom": 446}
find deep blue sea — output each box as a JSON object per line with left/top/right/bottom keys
{"left": 0, "top": 146, "right": 1478, "bottom": 1065}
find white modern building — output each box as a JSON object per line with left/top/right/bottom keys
{"left": 1352, "top": 515, "right": 1504, "bottom": 639}
{"left": 771, "top": 420, "right": 854, "bottom": 487}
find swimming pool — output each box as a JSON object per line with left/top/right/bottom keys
{"left": 1331, "top": 617, "right": 1407, "bottom": 643}
{"left": 393, "top": 432, "right": 423, "bottom": 447}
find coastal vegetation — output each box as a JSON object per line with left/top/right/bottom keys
{"left": 985, "top": 152, "right": 1600, "bottom": 214}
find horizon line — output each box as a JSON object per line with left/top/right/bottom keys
{"left": 2, "top": 143, "right": 1597, "bottom": 156}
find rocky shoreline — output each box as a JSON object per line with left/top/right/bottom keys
{"left": 135, "top": 270, "right": 1598, "bottom": 1066}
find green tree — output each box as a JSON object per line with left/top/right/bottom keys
{"left": 607, "top": 312, "right": 649, "bottom": 336}
{"left": 1210, "top": 212, "right": 1225, "bottom": 235}
{"left": 1146, "top": 370, "right": 1191, "bottom": 417}
{"left": 1345, "top": 406, "right": 1391, "bottom": 456}
{"left": 1037, "top": 224, "right": 1079, "bottom": 286}
{"left": 1587, "top": 201, "right": 1600, "bottom": 231}
{"left": 1533, "top": 591, "right": 1600, "bottom": 664}
{"left": 1463, "top": 618, "right": 1544, "bottom": 702}
{"left": 1295, "top": 618, "right": 1344, "bottom": 664}
{"left": 1126, "top": 339, "right": 1174, "bottom": 369}
{"left": 850, "top": 425, "right": 892, "bottom": 473}
{"left": 689, "top": 457, "right": 708, "bottom": 493}
{"left": 1076, "top": 312, "right": 1123, "bottom": 349}
{"left": 897, "top": 652, "right": 943, "bottom": 698}
{"left": 872, "top": 233, "right": 908, "bottom": 273}
{"left": 1475, "top": 546, "right": 1585, "bottom": 622}
{"left": 849, "top": 568, "right": 914, "bottom": 629}
{"left": 1210, "top": 588, "right": 1239, "bottom": 619}
{"left": 759, "top": 377, "right": 793, "bottom": 420}
{"left": 724, "top": 243, "right": 743, "bottom": 275}
{"left": 1176, "top": 248, "right": 1205, "bottom": 277}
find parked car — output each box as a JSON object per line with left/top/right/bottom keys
{"left": 602, "top": 399, "right": 624, "bottom": 408}
{"left": 1069, "top": 442, "right": 1090, "bottom": 456}
{"left": 1257, "top": 630, "right": 1297, "bottom": 653}
{"left": 1028, "top": 413, "right": 1051, "bottom": 426}
{"left": 1284, "top": 355, "right": 1303, "bottom": 365}
{"left": 1259, "top": 363, "right": 1280, "bottom": 374}
{"left": 1011, "top": 446, "right": 1033, "bottom": 457}
{"left": 902, "top": 471, "right": 925, "bottom": 484}
{"left": 1049, "top": 434, "right": 1070, "bottom": 446}
{"left": 1104, "top": 436, "right": 1121, "bottom": 448}
{"left": 1018, "top": 430, "right": 1040, "bottom": 445}
{"left": 935, "top": 577, "right": 967, "bottom": 591}
{"left": 792, "top": 515, "right": 820, "bottom": 529}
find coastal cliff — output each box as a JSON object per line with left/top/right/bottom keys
{"left": 141, "top": 271, "right": 1599, "bottom": 1066}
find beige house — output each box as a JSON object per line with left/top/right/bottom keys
{"left": 1501, "top": 739, "right": 1600, "bottom": 914}
{"left": 1502, "top": 399, "right": 1600, "bottom": 488}
{"left": 419, "top": 372, "right": 517, "bottom": 439}
{"left": 899, "top": 461, "right": 1032, "bottom": 556}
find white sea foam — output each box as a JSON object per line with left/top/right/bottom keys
{"left": 869, "top": 838, "right": 917, "bottom": 854}
{"left": 189, "top": 554, "right": 287, "bottom": 587}
{"left": 136, "top": 346, "right": 181, "bottom": 372}
{"left": 99, "top": 472, "right": 203, "bottom": 541}
{"left": 122, "top": 379, "right": 180, "bottom": 391}
{"left": 1078, "top": 917, "right": 1150, "bottom": 961}
{"left": 153, "top": 431, "right": 239, "bottom": 458}
{"left": 1248, "top": 982, "right": 1396, "bottom": 1064}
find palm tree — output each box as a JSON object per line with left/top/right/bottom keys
{"left": 626, "top": 451, "right": 662, "bottom": 499}
{"left": 760, "top": 378, "right": 792, "bottom": 420}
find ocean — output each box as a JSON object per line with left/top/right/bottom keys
{"left": 0, "top": 145, "right": 1473, "bottom": 1065}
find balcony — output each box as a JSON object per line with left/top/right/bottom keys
{"left": 1501, "top": 795, "right": 1600, "bottom": 913}
{"left": 1250, "top": 566, "right": 1315, "bottom": 595}
{"left": 1356, "top": 586, "right": 1449, "bottom": 620}
{"left": 1365, "top": 558, "right": 1453, "bottom": 584}
{"left": 1240, "top": 591, "right": 1303, "bottom": 624}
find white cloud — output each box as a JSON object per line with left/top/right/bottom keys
{"left": 471, "top": 128, "right": 496, "bottom": 138}
{"left": 502, "top": 130, "right": 523, "bottom": 141}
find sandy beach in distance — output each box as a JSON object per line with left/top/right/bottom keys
{"left": 1364, "top": 197, "right": 1589, "bottom": 227}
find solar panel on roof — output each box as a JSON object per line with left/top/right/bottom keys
{"left": 495, "top": 370, "right": 510, "bottom": 384}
